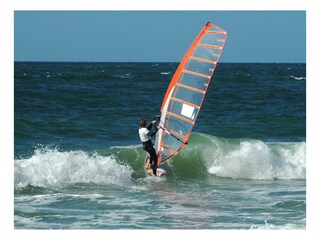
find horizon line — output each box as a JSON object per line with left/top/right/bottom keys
{"left": 14, "top": 61, "right": 306, "bottom": 64}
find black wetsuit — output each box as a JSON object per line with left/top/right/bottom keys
{"left": 140, "top": 122, "right": 158, "bottom": 175}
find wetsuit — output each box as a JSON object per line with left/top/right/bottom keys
{"left": 139, "top": 122, "right": 158, "bottom": 175}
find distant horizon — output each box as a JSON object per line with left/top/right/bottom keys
{"left": 14, "top": 61, "right": 306, "bottom": 64}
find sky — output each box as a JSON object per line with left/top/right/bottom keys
{"left": 14, "top": 11, "right": 306, "bottom": 63}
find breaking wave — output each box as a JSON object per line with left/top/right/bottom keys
{"left": 14, "top": 133, "right": 306, "bottom": 190}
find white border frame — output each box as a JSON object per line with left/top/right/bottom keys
{"left": 1, "top": 1, "right": 319, "bottom": 239}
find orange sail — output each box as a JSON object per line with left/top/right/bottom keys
{"left": 155, "top": 22, "right": 227, "bottom": 165}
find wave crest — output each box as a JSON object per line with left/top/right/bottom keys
{"left": 14, "top": 148, "right": 133, "bottom": 189}
{"left": 14, "top": 133, "right": 306, "bottom": 188}
{"left": 208, "top": 139, "right": 306, "bottom": 180}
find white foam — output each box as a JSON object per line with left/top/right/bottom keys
{"left": 14, "top": 148, "right": 133, "bottom": 189}
{"left": 160, "top": 72, "right": 171, "bottom": 75}
{"left": 250, "top": 219, "right": 306, "bottom": 230}
{"left": 289, "top": 75, "right": 306, "bottom": 81}
{"left": 110, "top": 144, "right": 140, "bottom": 149}
{"left": 208, "top": 140, "right": 306, "bottom": 180}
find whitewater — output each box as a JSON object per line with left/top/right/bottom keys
{"left": 15, "top": 133, "right": 306, "bottom": 188}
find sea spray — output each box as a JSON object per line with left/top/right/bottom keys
{"left": 207, "top": 139, "right": 306, "bottom": 180}
{"left": 14, "top": 148, "right": 133, "bottom": 189}
{"left": 160, "top": 133, "right": 305, "bottom": 180}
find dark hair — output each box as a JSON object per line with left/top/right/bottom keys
{"left": 139, "top": 119, "right": 146, "bottom": 127}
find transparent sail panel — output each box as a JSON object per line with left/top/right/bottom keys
{"left": 185, "top": 59, "right": 214, "bottom": 76}
{"left": 207, "top": 25, "right": 226, "bottom": 33}
{"left": 174, "top": 86, "right": 204, "bottom": 106}
{"left": 165, "top": 114, "right": 193, "bottom": 137}
{"left": 179, "top": 72, "right": 209, "bottom": 91}
{"left": 193, "top": 46, "right": 221, "bottom": 62}
{"left": 200, "top": 33, "right": 225, "bottom": 47}
{"left": 158, "top": 124, "right": 187, "bottom": 162}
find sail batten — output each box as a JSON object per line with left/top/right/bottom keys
{"left": 189, "top": 56, "right": 217, "bottom": 64}
{"left": 182, "top": 69, "right": 211, "bottom": 79}
{"left": 197, "top": 43, "right": 223, "bottom": 49}
{"left": 160, "top": 145, "right": 177, "bottom": 154}
{"left": 155, "top": 22, "right": 227, "bottom": 165}
{"left": 207, "top": 30, "right": 227, "bottom": 34}
{"left": 164, "top": 129, "right": 187, "bottom": 140}
{"left": 166, "top": 111, "right": 195, "bottom": 125}
{"left": 176, "top": 83, "right": 205, "bottom": 94}
{"left": 170, "top": 97, "right": 201, "bottom": 109}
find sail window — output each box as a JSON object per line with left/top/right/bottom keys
{"left": 181, "top": 103, "right": 195, "bottom": 120}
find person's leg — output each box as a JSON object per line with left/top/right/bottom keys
{"left": 149, "top": 147, "right": 157, "bottom": 175}
{"left": 144, "top": 146, "right": 157, "bottom": 175}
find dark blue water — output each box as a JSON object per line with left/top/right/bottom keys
{"left": 14, "top": 62, "right": 306, "bottom": 229}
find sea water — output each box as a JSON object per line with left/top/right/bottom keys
{"left": 14, "top": 62, "right": 306, "bottom": 229}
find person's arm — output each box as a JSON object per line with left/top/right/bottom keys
{"left": 147, "top": 120, "right": 158, "bottom": 137}
{"left": 147, "top": 127, "right": 158, "bottom": 138}
{"left": 146, "top": 120, "right": 157, "bottom": 130}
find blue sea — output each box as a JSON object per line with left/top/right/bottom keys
{"left": 14, "top": 62, "right": 306, "bottom": 229}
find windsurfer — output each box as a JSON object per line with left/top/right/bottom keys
{"left": 139, "top": 118, "right": 159, "bottom": 175}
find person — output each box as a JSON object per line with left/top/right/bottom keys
{"left": 139, "top": 118, "right": 159, "bottom": 175}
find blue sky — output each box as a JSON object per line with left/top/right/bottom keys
{"left": 14, "top": 11, "right": 306, "bottom": 63}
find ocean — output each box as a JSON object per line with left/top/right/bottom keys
{"left": 14, "top": 62, "right": 306, "bottom": 229}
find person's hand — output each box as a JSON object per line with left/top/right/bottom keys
{"left": 151, "top": 120, "right": 157, "bottom": 124}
